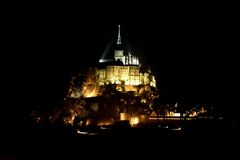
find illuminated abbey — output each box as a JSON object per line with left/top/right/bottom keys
{"left": 67, "top": 25, "right": 158, "bottom": 99}
{"left": 32, "top": 25, "right": 213, "bottom": 127}
{"left": 61, "top": 25, "right": 159, "bottom": 126}
{"left": 97, "top": 25, "right": 156, "bottom": 88}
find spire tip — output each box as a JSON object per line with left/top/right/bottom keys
{"left": 117, "top": 25, "right": 121, "bottom": 45}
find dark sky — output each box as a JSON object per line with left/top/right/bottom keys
{"left": 3, "top": 3, "right": 239, "bottom": 120}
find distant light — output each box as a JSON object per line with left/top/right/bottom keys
{"left": 99, "top": 59, "right": 113, "bottom": 63}
{"left": 77, "top": 129, "right": 88, "bottom": 134}
{"left": 97, "top": 121, "right": 113, "bottom": 126}
{"left": 163, "top": 125, "right": 168, "bottom": 128}
{"left": 99, "top": 59, "right": 105, "bottom": 63}
{"left": 173, "top": 113, "right": 180, "bottom": 117}
{"left": 100, "top": 126, "right": 111, "bottom": 130}
{"left": 171, "top": 127, "right": 182, "bottom": 131}
{"left": 130, "top": 117, "right": 139, "bottom": 126}
{"left": 88, "top": 133, "right": 98, "bottom": 135}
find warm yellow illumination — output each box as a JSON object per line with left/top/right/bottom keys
{"left": 116, "top": 85, "right": 122, "bottom": 91}
{"left": 97, "top": 121, "right": 113, "bottom": 126}
{"left": 189, "top": 111, "right": 197, "bottom": 117}
{"left": 83, "top": 85, "right": 99, "bottom": 98}
{"left": 120, "top": 113, "right": 131, "bottom": 121}
{"left": 138, "top": 115, "right": 148, "bottom": 123}
{"left": 124, "top": 85, "right": 137, "bottom": 92}
{"left": 63, "top": 115, "right": 75, "bottom": 125}
{"left": 173, "top": 113, "right": 180, "bottom": 117}
{"left": 130, "top": 117, "right": 139, "bottom": 126}
{"left": 86, "top": 119, "right": 91, "bottom": 126}
{"left": 96, "top": 65, "right": 156, "bottom": 88}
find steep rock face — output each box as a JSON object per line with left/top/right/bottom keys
{"left": 59, "top": 66, "right": 158, "bottom": 126}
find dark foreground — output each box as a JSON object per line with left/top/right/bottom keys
{"left": 1, "top": 119, "right": 239, "bottom": 159}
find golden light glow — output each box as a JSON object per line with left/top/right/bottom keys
{"left": 96, "top": 65, "right": 156, "bottom": 88}
{"left": 189, "top": 111, "right": 197, "bottom": 117}
{"left": 120, "top": 113, "right": 131, "bottom": 121}
{"left": 63, "top": 115, "right": 75, "bottom": 125}
{"left": 86, "top": 119, "right": 91, "bottom": 126}
{"left": 130, "top": 117, "right": 139, "bottom": 126}
{"left": 83, "top": 87, "right": 97, "bottom": 97}
{"left": 124, "top": 85, "right": 137, "bottom": 92}
{"left": 97, "top": 121, "right": 113, "bottom": 126}
{"left": 81, "top": 68, "right": 103, "bottom": 98}
{"left": 116, "top": 85, "right": 123, "bottom": 91}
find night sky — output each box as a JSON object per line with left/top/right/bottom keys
{"left": 3, "top": 3, "right": 239, "bottom": 123}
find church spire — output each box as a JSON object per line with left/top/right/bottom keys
{"left": 117, "top": 25, "right": 121, "bottom": 45}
